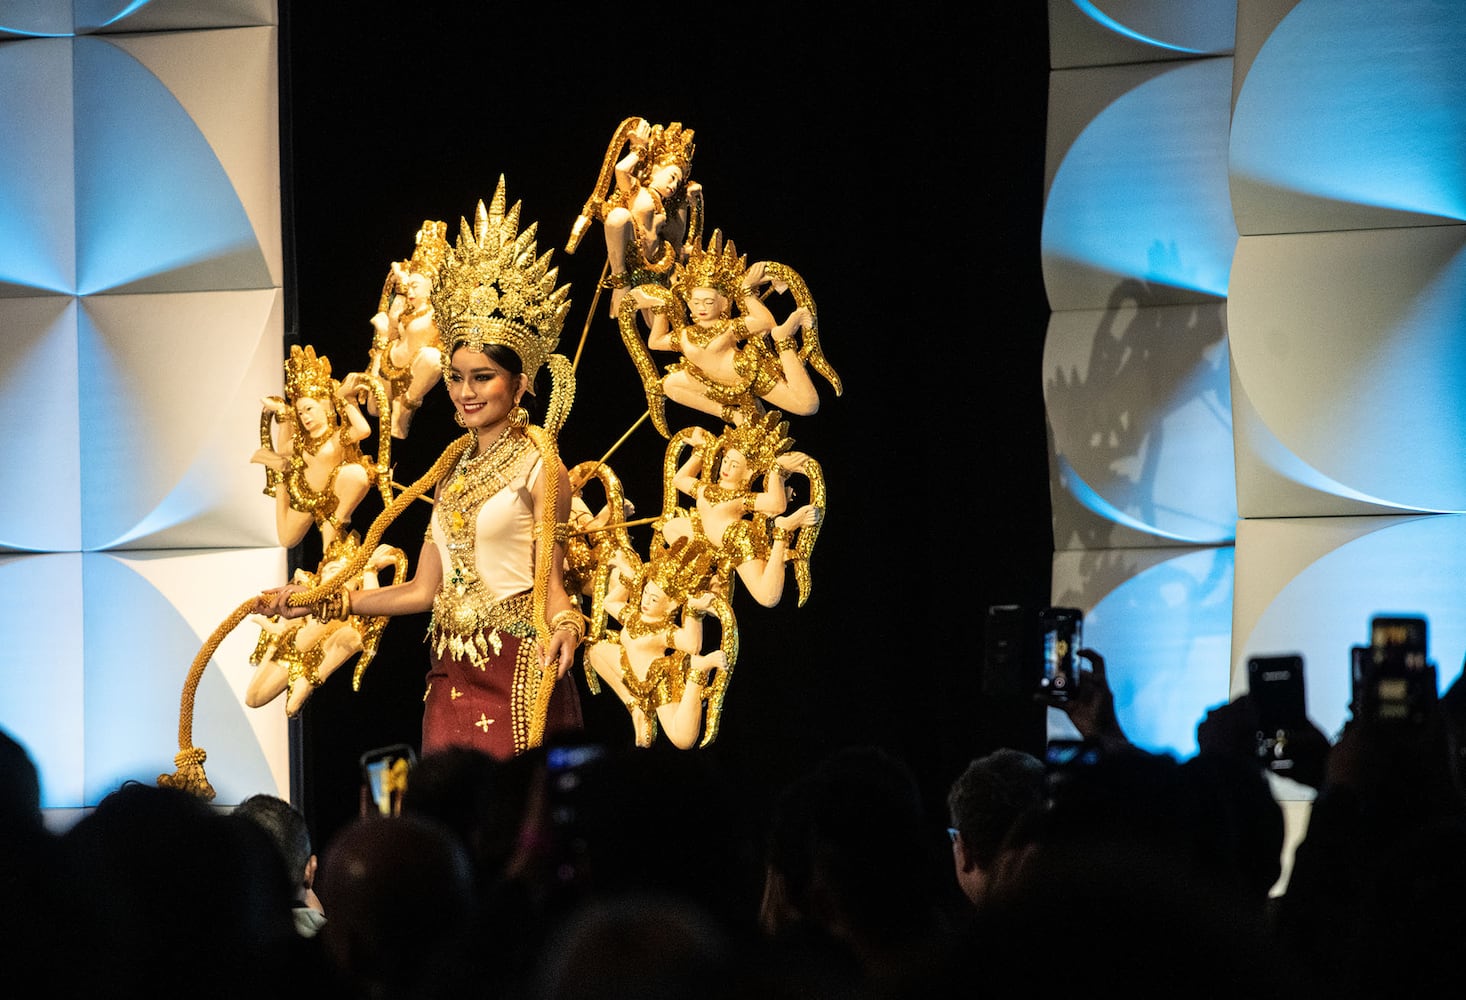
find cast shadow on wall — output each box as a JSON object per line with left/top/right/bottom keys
{"left": 1043, "top": 274, "right": 1235, "bottom": 759}
{"left": 1046, "top": 273, "right": 1234, "bottom": 558}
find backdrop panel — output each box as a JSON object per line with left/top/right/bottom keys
{"left": 1229, "top": 226, "right": 1466, "bottom": 517}
{"left": 0, "top": 296, "right": 81, "bottom": 552}
{"left": 1049, "top": 0, "right": 1236, "bottom": 70}
{"left": 1231, "top": 0, "right": 1466, "bottom": 235}
{"left": 1232, "top": 514, "right": 1466, "bottom": 793}
{"left": 1046, "top": 300, "right": 1234, "bottom": 549}
{"left": 1051, "top": 545, "right": 1234, "bottom": 759}
{"left": 78, "top": 289, "right": 283, "bottom": 550}
{"left": 1044, "top": 56, "right": 1236, "bottom": 310}
{"left": 0, "top": 37, "right": 74, "bottom": 295}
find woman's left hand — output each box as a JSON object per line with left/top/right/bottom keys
{"left": 541, "top": 627, "right": 580, "bottom": 679}
{"left": 256, "top": 584, "right": 313, "bottom": 620}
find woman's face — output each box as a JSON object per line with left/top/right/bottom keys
{"left": 447, "top": 347, "right": 521, "bottom": 431}
{"left": 717, "top": 448, "right": 749, "bottom": 488}
{"left": 649, "top": 163, "right": 683, "bottom": 199}
{"left": 295, "top": 397, "right": 332, "bottom": 438}
{"left": 640, "top": 580, "right": 677, "bottom": 621}
{"left": 687, "top": 287, "right": 726, "bottom": 325}
{"left": 402, "top": 272, "right": 431, "bottom": 309}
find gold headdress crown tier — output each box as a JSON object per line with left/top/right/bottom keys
{"left": 432, "top": 176, "right": 571, "bottom": 384}
{"left": 717, "top": 410, "right": 794, "bottom": 477}
{"left": 672, "top": 229, "right": 746, "bottom": 304}
{"left": 403, "top": 219, "right": 450, "bottom": 281}
{"left": 284, "top": 344, "right": 336, "bottom": 402}
{"left": 646, "top": 121, "right": 695, "bottom": 177}
{"left": 645, "top": 536, "right": 717, "bottom": 604}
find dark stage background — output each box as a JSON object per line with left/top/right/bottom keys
{"left": 279, "top": 3, "right": 1054, "bottom": 853}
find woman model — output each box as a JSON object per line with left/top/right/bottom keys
{"left": 266, "top": 180, "right": 583, "bottom": 759}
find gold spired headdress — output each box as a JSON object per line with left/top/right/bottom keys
{"left": 646, "top": 121, "right": 695, "bottom": 176}
{"left": 716, "top": 410, "right": 794, "bottom": 478}
{"left": 432, "top": 176, "right": 572, "bottom": 384}
{"left": 283, "top": 344, "right": 336, "bottom": 402}
{"left": 644, "top": 536, "right": 717, "bottom": 604}
{"left": 672, "top": 229, "right": 746, "bottom": 304}
{"left": 403, "top": 219, "right": 450, "bottom": 281}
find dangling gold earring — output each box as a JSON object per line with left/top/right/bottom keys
{"left": 509, "top": 404, "right": 528, "bottom": 429}
{"left": 454, "top": 411, "right": 466, "bottom": 427}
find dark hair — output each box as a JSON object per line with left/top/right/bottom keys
{"left": 0, "top": 728, "right": 42, "bottom": 832}
{"left": 234, "top": 793, "right": 312, "bottom": 886}
{"left": 766, "top": 745, "right": 942, "bottom": 936}
{"left": 947, "top": 749, "right": 1046, "bottom": 868}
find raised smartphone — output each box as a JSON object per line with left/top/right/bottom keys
{"left": 1039, "top": 607, "right": 1083, "bottom": 703}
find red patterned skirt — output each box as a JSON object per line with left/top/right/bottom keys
{"left": 421, "top": 628, "right": 583, "bottom": 760}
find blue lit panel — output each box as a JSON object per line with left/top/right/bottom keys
{"left": 1051, "top": 546, "right": 1234, "bottom": 759}
{"left": 0, "top": 553, "right": 85, "bottom": 808}
{"left": 1230, "top": 227, "right": 1466, "bottom": 515}
{"left": 1045, "top": 57, "right": 1237, "bottom": 310}
{"left": 0, "top": 1, "right": 73, "bottom": 37}
{"left": 74, "top": 0, "right": 276, "bottom": 34}
{"left": 1231, "top": 0, "right": 1466, "bottom": 235}
{"left": 75, "top": 2, "right": 155, "bottom": 31}
{"left": 1046, "top": 303, "right": 1236, "bottom": 547}
{"left": 0, "top": 38, "right": 75, "bottom": 294}
{"left": 71, "top": 36, "right": 270, "bottom": 294}
{"left": 77, "top": 290, "right": 283, "bottom": 551}
{"left": 0, "top": 297, "right": 81, "bottom": 551}
{"left": 1236, "top": 515, "right": 1466, "bottom": 747}
{"left": 82, "top": 550, "right": 283, "bottom": 805}
{"left": 1050, "top": 0, "right": 1237, "bottom": 69}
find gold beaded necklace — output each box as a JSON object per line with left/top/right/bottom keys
{"left": 436, "top": 426, "right": 534, "bottom": 582}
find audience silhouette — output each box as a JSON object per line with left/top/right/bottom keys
{"left": 9, "top": 641, "right": 1466, "bottom": 998}
{"left": 945, "top": 747, "right": 1046, "bottom": 908}
{"left": 234, "top": 792, "right": 328, "bottom": 938}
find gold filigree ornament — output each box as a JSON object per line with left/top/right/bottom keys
{"left": 433, "top": 175, "right": 572, "bottom": 388}
{"left": 646, "top": 121, "right": 695, "bottom": 178}
{"left": 643, "top": 535, "right": 718, "bottom": 605}
{"left": 672, "top": 229, "right": 747, "bottom": 305}
{"left": 404, "top": 219, "right": 450, "bottom": 283}
{"left": 567, "top": 117, "right": 697, "bottom": 255}
{"left": 283, "top": 344, "right": 336, "bottom": 403}
{"left": 713, "top": 409, "right": 796, "bottom": 481}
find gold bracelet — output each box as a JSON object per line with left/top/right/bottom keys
{"left": 313, "top": 590, "right": 351, "bottom": 622}
{"left": 549, "top": 609, "right": 585, "bottom": 642}
{"left": 532, "top": 522, "right": 573, "bottom": 545}
{"left": 772, "top": 336, "right": 797, "bottom": 354}
{"left": 770, "top": 526, "right": 792, "bottom": 545}
{"left": 688, "top": 664, "right": 714, "bottom": 687}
